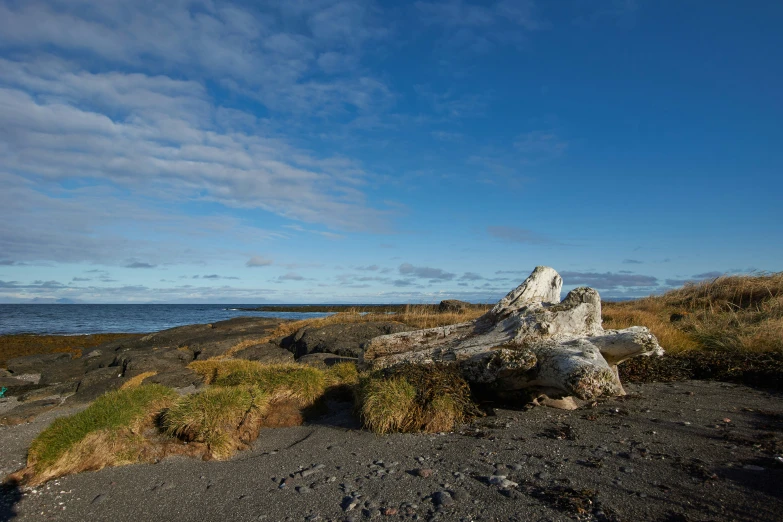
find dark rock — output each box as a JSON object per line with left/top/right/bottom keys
{"left": 72, "top": 368, "right": 128, "bottom": 402}
{"left": 18, "top": 381, "right": 79, "bottom": 402}
{"left": 6, "top": 353, "right": 72, "bottom": 375}
{"left": 285, "top": 322, "right": 414, "bottom": 359}
{"left": 143, "top": 368, "right": 204, "bottom": 389}
{"left": 438, "top": 300, "right": 470, "bottom": 313}
{"left": 0, "top": 399, "right": 61, "bottom": 426}
{"left": 296, "top": 353, "right": 358, "bottom": 368}
{"left": 112, "top": 348, "right": 193, "bottom": 374}
{"left": 233, "top": 343, "right": 294, "bottom": 364}
{"left": 432, "top": 491, "right": 454, "bottom": 507}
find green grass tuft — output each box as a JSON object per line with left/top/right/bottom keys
{"left": 28, "top": 384, "right": 177, "bottom": 471}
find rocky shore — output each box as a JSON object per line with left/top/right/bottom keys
{"left": 1, "top": 313, "right": 782, "bottom": 521}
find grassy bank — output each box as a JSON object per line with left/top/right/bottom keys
{"left": 603, "top": 272, "right": 783, "bottom": 353}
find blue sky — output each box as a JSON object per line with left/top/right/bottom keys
{"left": 0, "top": 0, "right": 781, "bottom": 304}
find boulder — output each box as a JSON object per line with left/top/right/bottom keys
{"left": 438, "top": 299, "right": 470, "bottom": 313}
{"left": 284, "top": 322, "right": 414, "bottom": 359}
{"left": 233, "top": 343, "right": 295, "bottom": 364}
{"left": 361, "top": 266, "right": 663, "bottom": 404}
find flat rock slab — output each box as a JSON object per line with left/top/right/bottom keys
{"left": 0, "top": 399, "right": 61, "bottom": 426}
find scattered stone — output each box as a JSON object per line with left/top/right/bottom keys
{"left": 342, "top": 496, "right": 360, "bottom": 512}
{"left": 432, "top": 491, "right": 454, "bottom": 507}
{"left": 381, "top": 507, "right": 398, "bottom": 516}
{"left": 414, "top": 468, "right": 434, "bottom": 478}
{"left": 488, "top": 476, "right": 518, "bottom": 488}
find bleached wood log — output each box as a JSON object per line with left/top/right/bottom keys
{"left": 360, "top": 266, "right": 663, "bottom": 402}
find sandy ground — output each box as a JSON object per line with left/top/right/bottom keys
{"left": 1, "top": 380, "right": 782, "bottom": 522}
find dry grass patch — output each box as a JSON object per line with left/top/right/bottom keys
{"left": 17, "top": 384, "right": 177, "bottom": 485}
{"left": 603, "top": 272, "right": 783, "bottom": 353}
{"left": 357, "top": 363, "right": 481, "bottom": 434}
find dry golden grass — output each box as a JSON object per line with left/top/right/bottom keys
{"left": 603, "top": 272, "right": 783, "bottom": 353}
{"left": 120, "top": 371, "right": 158, "bottom": 390}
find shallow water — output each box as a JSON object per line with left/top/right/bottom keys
{"left": 0, "top": 304, "right": 333, "bottom": 335}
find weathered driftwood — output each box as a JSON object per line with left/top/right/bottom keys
{"left": 360, "top": 266, "right": 663, "bottom": 402}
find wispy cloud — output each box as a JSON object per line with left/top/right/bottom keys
{"left": 622, "top": 259, "right": 644, "bottom": 264}
{"left": 560, "top": 271, "right": 658, "bottom": 290}
{"left": 125, "top": 262, "right": 156, "bottom": 269}
{"left": 399, "top": 263, "right": 456, "bottom": 281}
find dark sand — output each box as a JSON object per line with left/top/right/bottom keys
{"left": 2, "top": 380, "right": 782, "bottom": 522}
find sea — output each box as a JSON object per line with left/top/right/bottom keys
{"left": 0, "top": 304, "right": 334, "bottom": 336}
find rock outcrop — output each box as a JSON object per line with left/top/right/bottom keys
{"left": 282, "top": 322, "right": 414, "bottom": 358}
{"left": 361, "top": 266, "right": 663, "bottom": 402}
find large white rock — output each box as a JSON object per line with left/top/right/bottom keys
{"left": 360, "top": 266, "right": 663, "bottom": 402}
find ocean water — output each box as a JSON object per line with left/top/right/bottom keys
{"left": 0, "top": 304, "right": 334, "bottom": 335}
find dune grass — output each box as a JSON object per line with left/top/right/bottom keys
{"left": 22, "top": 384, "right": 177, "bottom": 484}
{"left": 357, "top": 363, "right": 481, "bottom": 434}
{"left": 162, "top": 385, "right": 271, "bottom": 459}
{"left": 603, "top": 272, "right": 783, "bottom": 353}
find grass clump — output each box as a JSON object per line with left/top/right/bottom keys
{"left": 23, "top": 384, "right": 177, "bottom": 484}
{"left": 162, "top": 385, "right": 270, "bottom": 459}
{"left": 357, "top": 363, "right": 481, "bottom": 434}
{"left": 603, "top": 272, "right": 783, "bottom": 353}
{"left": 189, "top": 360, "right": 328, "bottom": 406}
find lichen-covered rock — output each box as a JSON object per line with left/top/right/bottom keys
{"left": 360, "top": 266, "right": 663, "bottom": 404}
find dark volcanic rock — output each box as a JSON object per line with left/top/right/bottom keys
{"left": 284, "top": 322, "right": 414, "bottom": 358}
{"left": 6, "top": 353, "right": 73, "bottom": 375}
{"left": 233, "top": 343, "right": 294, "bottom": 364}
{"left": 296, "top": 353, "right": 358, "bottom": 368}
{"left": 142, "top": 368, "right": 204, "bottom": 389}
{"left": 112, "top": 348, "right": 194, "bottom": 374}
{"left": 438, "top": 299, "right": 470, "bottom": 313}
{"left": 0, "top": 399, "right": 61, "bottom": 426}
